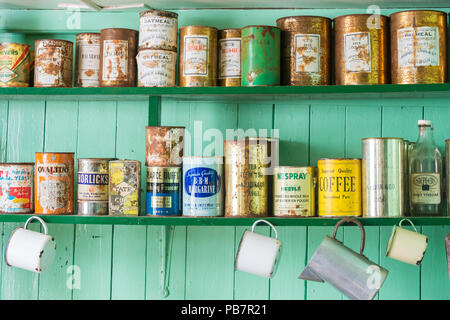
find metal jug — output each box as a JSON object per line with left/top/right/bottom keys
{"left": 298, "top": 217, "right": 388, "bottom": 300}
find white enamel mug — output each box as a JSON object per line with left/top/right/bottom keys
{"left": 386, "top": 219, "right": 428, "bottom": 266}
{"left": 235, "top": 220, "right": 281, "bottom": 278}
{"left": 5, "top": 216, "right": 56, "bottom": 272}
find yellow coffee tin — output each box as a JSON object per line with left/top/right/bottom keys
{"left": 317, "top": 158, "right": 362, "bottom": 217}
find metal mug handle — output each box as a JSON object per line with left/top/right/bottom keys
{"left": 251, "top": 219, "right": 278, "bottom": 239}
{"left": 332, "top": 218, "right": 365, "bottom": 255}
{"left": 399, "top": 218, "right": 418, "bottom": 233}
{"left": 24, "top": 216, "right": 48, "bottom": 235}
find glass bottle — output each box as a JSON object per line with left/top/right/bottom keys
{"left": 409, "top": 120, "right": 443, "bottom": 216}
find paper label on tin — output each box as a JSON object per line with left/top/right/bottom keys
{"left": 397, "top": 27, "right": 440, "bottom": 67}
{"left": 77, "top": 40, "right": 100, "bottom": 85}
{"left": 411, "top": 173, "right": 441, "bottom": 204}
{"left": 344, "top": 32, "right": 371, "bottom": 73}
{"left": 39, "top": 180, "right": 67, "bottom": 210}
{"left": 36, "top": 46, "right": 62, "bottom": 85}
{"left": 151, "top": 196, "right": 172, "bottom": 208}
{"left": 0, "top": 167, "right": 33, "bottom": 212}
{"left": 102, "top": 40, "right": 128, "bottom": 81}
{"left": 139, "top": 15, "right": 177, "bottom": 49}
{"left": 274, "top": 170, "right": 312, "bottom": 216}
{"left": 294, "top": 34, "right": 320, "bottom": 73}
{"left": 137, "top": 50, "right": 176, "bottom": 87}
{"left": 77, "top": 172, "right": 109, "bottom": 201}
{"left": 219, "top": 38, "right": 240, "bottom": 79}
{"left": 183, "top": 36, "right": 208, "bottom": 76}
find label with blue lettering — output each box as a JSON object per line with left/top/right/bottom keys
{"left": 146, "top": 167, "right": 181, "bottom": 216}
{"left": 77, "top": 173, "right": 109, "bottom": 201}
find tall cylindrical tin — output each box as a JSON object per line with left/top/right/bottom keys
{"left": 99, "top": 28, "right": 138, "bottom": 87}
{"left": 218, "top": 29, "right": 241, "bottom": 87}
{"left": 0, "top": 40, "right": 31, "bottom": 87}
{"left": 273, "top": 166, "right": 315, "bottom": 217}
{"left": 136, "top": 48, "right": 176, "bottom": 87}
{"left": 362, "top": 138, "right": 404, "bottom": 217}
{"left": 241, "top": 26, "right": 281, "bottom": 86}
{"left": 179, "top": 26, "right": 217, "bottom": 87}
{"left": 0, "top": 163, "right": 34, "bottom": 213}
{"left": 276, "top": 16, "right": 331, "bottom": 86}
{"left": 145, "top": 126, "right": 185, "bottom": 167}
{"left": 35, "top": 152, "right": 74, "bottom": 214}
{"left": 318, "top": 158, "right": 362, "bottom": 217}
{"left": 446, "top": 139, "right": 450, "bottom": 216}
{"left": 146, "top": 166, "right": 181, "bottom": 216}
{"left": 334, "top": 14, "right": 389, "bottom": 85}
{"left": 34, "top": 39, "right": 73, "bottom": 87}
{"left": 75, "top": 33, "right": 101, "bottom": 87}
{"left": 109, "top": 160, "right": 141, "bottom": 215}
{"left": 390, "top": 10, "right": 447, "bottom": 84}
{"left": 77, "top": 158, "right": 116, "bottom": 215}
{"left": 183, "top": 156, "right": 224, "bottom": 217}
{"left": 138, "top": 10, "right": 178, "bottom": 51}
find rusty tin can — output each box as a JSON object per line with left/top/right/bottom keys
{"left": 75, "top": 33, "right": 101, "bottom": 87}
{"left": 241, "top": 25, "right": 281, "bottom": 86}
{"left": 35, "top": 152, "right": 74, "bottom": 214}
{"left": 179, "top": 26, "right": 217, "bottom": 87}
{"left": 318, "top": 158, "right": 362, "bottom": 217}
{"left": 273, "top": 166, "right": 315, "bottom": 217}
{"left": 146, "top": 166, "right": 181, "bottom": 216}
{"left": 446, "top": 139, "right": 450, "bottom": 216}
{"left": 0, "top": 163, "right": 34, "bottom": 213}
{"left": 34, "top": 39, "right": 73, "bottom": 87}
{"left": 145, "top": 126, "right": 185, "bottom": 167}
{"left": 137, "top": 48, "right": 176, "bottom": 87}
{"left": 109, "top": 160, "right": 141, "bottom": 215}
{"left": 334, "top": 14, "right": 389, "bottom": 85}
{"left": 276, "top": 16, "right": 331, "bottom": 86}
{"left": 0, "top": 39, "right": 31, "bottom": 87}
{"left": 139, "top": 10, "right": 178, "bottom": 51}
{"left": 390, "top": 10, "right": 447, "bottom": 84}
{"left": 77, "top": 158, "right": 116, "bottom": 215}
{"left": 100, "top": 28, "right": 138, "bottom": 87}
{"left": 218, "top": 29, "right": 241, "bottom": 87}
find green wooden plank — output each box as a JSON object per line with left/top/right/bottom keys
{"left": 237, "top": 102, "right": 272, "bottom": 136}
{"left": 382, "top": 105, "right": 423, "bottom": 141}
{"left": 423, "top": 103, "right": 450, "bottom": 157}
{"left": 0, "top": 100, "right": 7, "bottom": 298}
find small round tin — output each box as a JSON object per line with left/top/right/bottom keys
{"left": 0, "top": 163, "right": 34, "bottom": 213}
{"left": 146, "top": 166, "right": 181, "bottom": 216}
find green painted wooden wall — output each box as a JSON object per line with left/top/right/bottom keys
{"left": 0, "top": 8, "right": 449, "bottom": 300}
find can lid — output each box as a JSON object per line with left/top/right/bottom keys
{"left": 418, "top": 120, "right": 432, "bottom": 127}
{"left": 389, "top": 9, "right": 447, "bottom": 17}
{"left": 361, "top": 137, "right": 403, "bottom": 140}
{"left": 317, "top": 158, "right": 362, "bottom": 161}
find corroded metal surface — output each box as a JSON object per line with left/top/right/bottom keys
{"left": 137, "top": 48, "right": 176, "bottom": 87}
{"left": 75, "top": 33, "right": 101, "bottom": 87}
{"left": 218, "top": 28, "right": 241, "bottom": 87}
{"left": 145, "top": 126, "right": 185, "bottom": 167}
{"left": 139, "top": 10, "right": 178, "bottom": 51}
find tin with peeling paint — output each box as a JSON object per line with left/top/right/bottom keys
{"left": 35, "top": 152, "right": 74, "bottom": 214}
{"left": 137, "top": 48, "right": 176, "bottom": 87}
{"left": 109, "top": 160, "right": 141, "bottom": 216}
{"left": 218, "top": 29, "right": 241, "bottom": 87}
{"left": 146, "top": 166, "right": 181, "bottom": 216}
{"left": 145, "top": 126, "right": 185, "bottom": 167}
{"left": 0, "top": 39, "right": 31, "bottom": 87}
{"left": 183, "top": 156, "right": 224, "bottom": 217}
{"left": 75, "top": 33, "right": 100, "bottom": 87}
{"left": 241, "top": 26, "right": 280, "bottom": 86}
{"left": 77, "top": 158, "right": 116, "bottom": 215}
{"left": 139, "top": 10, "right": 178, "bottom": 51}
{"left": 34, "top": 39, "right": 73, "bottom": 87}
{"left": 0, "top": 163, "right": 34, "bottom": 213}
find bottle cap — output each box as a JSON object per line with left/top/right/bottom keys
{"left": 418, "top": 120, "right": 432, "bottom": 127}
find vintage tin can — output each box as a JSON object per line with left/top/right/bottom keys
{"left": 109, "top": 160, "right": 140, "bottom": 215}
{"left": 35, "top": 152, "right": 74, "bottom": 214}
{"left": 241, "top": 26, "right": 281, "bottom": 86}
{"left": 183, "top": 156, "right": 224, "bottom": 217}
{"left": 0, "top": 163, "right": 34, "bottom": 213}
{"left": 218, "top": 29, "right": 241, "bottom": 87}
{"left": 318, "top": 158, "right": 362, "bottom": 217}
{"left": 276, "top": 16, "right": 331, "bottom": 86}
{"left": 145, "top": 126, "right": 185, "bottom": 167}
{"left": 446, "top": 139, "right": 450, "bottom": 216}
{"left": 146, "top": 166, "right": 181, "bottom": 216}
{"left": 138, "top": 10, "right": 178, "bottom": 51}
{"left": 334, "top": 14, "right": 389, "bottom": 85}
{"left": 100, "top": 28, "right": 138, "bottom": 87}
{"left": 0, "top": 38, "right": 31, "bottom": 87}
{"left": 179, "top": 26, "right": 217, "bottom": 87}
{"left": 362, "top": 138, "right": 404, "bottom": 217}
{"left": 75, "top": 33, "right": 100, "bottom": 87}
{"left": 390, "top": 10, "right": 447, "bottom": 84}
{"left": 273, "top": 166, "right": 315, "bottom": 217}
{"left": 137, "top": 48, "right": 176, "bottom": 87}
{"left": 34, "top": 39, "right": 73, "bottom": 87}
{"left": 77, "top": 158, "right": 116, "bottom": 215}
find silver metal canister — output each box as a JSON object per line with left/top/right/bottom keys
{"left": 137, "top": 48, "right": 176, "bottom": 87}
{"left": 362, "top": 138, "right": 404, "bottom": 217}
{"left": 75, "top": 33, "right": 101, "bottom": 87}
{"left": 0, "top": 163, "right": 34, "bottom": 213}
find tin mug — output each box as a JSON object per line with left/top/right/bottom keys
{"left": 235, "top": 219, "right": 281, "bottom": 278}
{"left": 386, "top": 218, "right": 428, "bottom": 265}
{"left": 5, "top": 216, "right": 56, "bottom": 273}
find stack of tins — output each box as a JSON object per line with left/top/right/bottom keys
{"left": 0, "top": 163, "right": 34, "bottom": 213}
{"left": 218, "top": 29, "right": 241, "bottom": 87}
{"left": 390, "top": 10, "right": 447, "bottom": 84}
{"left": 145, "top": 126, "right": 185, "bottom": 215}
{"left": 0, "top": 33, "right": 32, "bottom": 87}
{"left": 224, "top": 138, "right": 279, "bottom": 217}
{"left": 137, "top": 10, "right": 178, "bottom": 87}
{"left": 334, "top": 14, "right": 389, "bottom": 85}
{"left": 276, "top": 16, "right": 331, "bottom": 86}
{"left": 99, "top": 28, "right": 138, "bottom": 87}
{"left": 109, "top": 159, "right": 141, "bottom": 215}
{"left": 179, "top": 26, "right": 218, "bottom": 87}
{"left": 75, "top": 33, "right": 101, "bottom": 87}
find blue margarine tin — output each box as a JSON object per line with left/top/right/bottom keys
{"left": 146, "top": 166, "right": 181, "bottom": 216}
{"left": 182, "top": 156, "right": 224, "bottom": 217}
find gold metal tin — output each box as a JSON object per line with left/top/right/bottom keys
{"left": 334, "top": 14, "right": 389, "bottom": 85}
{"left": 218, "top": 28, "right": 241, "bottom": 87}
{"left": 138, "top": 10, "right": 178, "bottom": 51}
{"left": 75, "top": 33, "right": 100, "bottom": 87}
